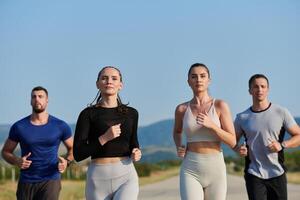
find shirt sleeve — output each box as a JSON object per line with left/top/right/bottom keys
{"left": 8, "top": 123, "right": 19, "bottom": 142}
{"left": 283, "top": 108, "right": 297, "bottom": 129}
{"left": 129, "top": 109, "right": 139, "bottom": 150}
{"left": 60, "top": 121, "right": 72, "bottom": 141}
{"left": 73, "top": 108, "right": 103, "bottom": 162}
{"left": 234, "top": 114, "right": 244, "bottom": 136}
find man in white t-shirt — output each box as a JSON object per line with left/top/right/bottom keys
{"left": 234, "top": 74, "right": 300, "bottom": 200}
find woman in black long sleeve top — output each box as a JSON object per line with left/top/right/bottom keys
{"left": 74, "top": 66, "right": 141, "bottom": 200}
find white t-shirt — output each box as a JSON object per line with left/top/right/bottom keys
{"left": 234, "top": 103, "right": 296, "bottom": 179}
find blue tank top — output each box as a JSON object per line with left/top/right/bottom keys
{"left": 183, "top": 99, "right": 221, "bottom": 142}
{"left": 8, "top": 115, "right": 72, "bottom": 183}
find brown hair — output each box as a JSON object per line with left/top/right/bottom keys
{"left": 89, "top": 66, "right": 128, "bottom": 113}
{"left": 31, "top": 86, "right": 48, "bottom": 96}
{"left": 97, "top": 66, "right": 123, "bottom": 82}
{"left": 188, "top": 63, "right": 210, "bottom": 78}
{"left": 248, "top": 74, "right": 269, "bottom": 89}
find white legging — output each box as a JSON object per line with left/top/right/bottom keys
{"left": 180, "top": 151, "right": 227, "bottom": 200}
{"left": 86, "top": 158, "right": 139, "bottom": 200}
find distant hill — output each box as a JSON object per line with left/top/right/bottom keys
{"left": 1, "top": 117, "right": 300, "bottom": 163}
{"left": 136, "top": 119, "right": 237, "bottom": 161}
{"left": 0, "top": 125, "right": 9, "bottom": 142}
{"left": 140, "top": 146, "right": 178, "bottom": 163}
{"left": 138, "top": 119, "right": 174, "bottom": 147}
{"left": 0, "top": 120, "right": 176, "bottom": 147}
{"left": 137, "top": 119, "right": 176, "bottom": 162}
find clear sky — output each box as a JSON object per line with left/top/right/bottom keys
{"left": 1, "top": 0, "right": 300, "bottom": 126}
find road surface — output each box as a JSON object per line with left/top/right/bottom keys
{"left": 139, "top": 174, "right": 300, "bottom": 200}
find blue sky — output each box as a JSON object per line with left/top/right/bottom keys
{"left": 1, "top": 0, "right": 300, "bottom": 126}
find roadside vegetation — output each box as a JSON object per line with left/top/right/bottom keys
{"left": 0, "top": 151, "right": 299, "bottom": 199}
{"left": 225, "top": 150, "right": 300, "bottom": 184}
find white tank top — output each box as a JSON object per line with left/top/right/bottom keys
{"left": 183, "top": 99, "right": 221, "bottom": 142}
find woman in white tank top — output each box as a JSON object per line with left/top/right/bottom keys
{"left": 173, "top": 63, "right": 236, "bottom": 200}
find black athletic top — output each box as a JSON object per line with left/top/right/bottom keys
{"left": 73, "top": 105, "right": 139, "bottom": 162}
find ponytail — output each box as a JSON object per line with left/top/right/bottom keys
{"left": 88, "top": 66, "right": 128, "bottom": 113}
{"left": 87, "top": 90, "right": 100, "bottom": 107}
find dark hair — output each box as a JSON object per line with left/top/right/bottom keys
{"left": 248, "top": 74, "right": 269, "bottom": 89}
{"left": 31, "top": 86, "right": 48, "bottom": 96}
{"left": 89, "top": 66, "right": 128, "bottom": 113}
{"left": 188, "top": 63, "right": 210, "bottom": 78}
{"left": 97, "top": 66, "right": 123, "bottom": 82}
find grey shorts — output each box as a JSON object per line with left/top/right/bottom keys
{"left": 86, "top": 158, "right": 139, "bottom": 200}
{"left": 180, "top": 151, "right": 227, "bottom": 200}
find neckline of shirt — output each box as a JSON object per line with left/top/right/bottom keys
{"left": 250, "top": 102, "right": 272, "bottom": 113}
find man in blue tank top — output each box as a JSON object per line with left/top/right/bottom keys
{"left": 234, "top": 74, "right": 300, "bottom": 200}
{"left": 1, "top": 86, "right": 73, "bottom": 200}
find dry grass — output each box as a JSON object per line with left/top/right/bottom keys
{"left": 0, "top": 180, "right": 86, "bottom": 200}
{"left": 139, "top": 167, "right": 179, "bottom": 186}
{"left": 0, "top": 168, "right": 180, "bottom": 200}
{"left": 286, "top": 172, "right": 300, "bottom": 184}
{"left": 227, "top": 164, "right": 300, "bottom": 184}
{"left": 60, "top": 180, "right": 85, "bottom": 200}
{"left": 228, "top": 170, "right": 300, "bottom": 184}
{"left": 0, "top": 168, "right": 298, "bottom": 200}
{"left": 0, "top": 181, "right": 17, "bottom": 200}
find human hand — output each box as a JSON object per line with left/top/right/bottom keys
{"left": 268, "top": 139, "right": 282, "bottom": 152}
{"left": 177, "top": 145, "right": 186, "bottom": 158}
{"left": 238, "top": 141, "right": 248, "bottom": 157}
{"left": 17, "top": 152, "right": 32, "bottom": 169}
{"left": 196, "top": 112, "right": 214, "bottom": 129}
{"left": 58, "top": 156, "right": 67, "bottom": 173}
{"left": 131, "top": 148, "right": 142, "bottom": 162}
{"left": 99, "top": 123, "right": 121, "bottom": 145}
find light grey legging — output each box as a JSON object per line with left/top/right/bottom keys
{"left": 180, "top": 151, "right": 227, "bottom": 200}
{"left": 86, "top": 158, "right": 139, "bottom": 200}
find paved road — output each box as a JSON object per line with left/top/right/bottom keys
{"left": 139, "top": 175, "right": 300, "bottom": 200}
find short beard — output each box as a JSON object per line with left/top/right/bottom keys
{"left": 33, "top": 108, "right": 45, "bottom": 114}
